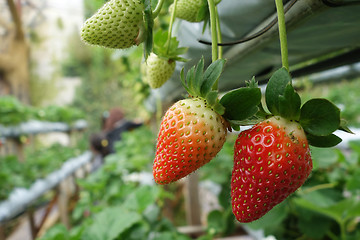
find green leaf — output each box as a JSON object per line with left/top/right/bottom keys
{"left": 153, "top": 30, "right": 168, "bottom": 50}
{"left": 306, "top": 133, "right": 342, "bottom": 148}
{"left": 38, "top": 224, "right": 69, "bottom": 240}
{"left": 194, "top": 57, "right": 205, "bottom": 95}
{"left": 293, "top": 196, "right": 360, "bottom": 225}
{"left": 339, "top": 119, "right": 354, "bottom": 134}
{"left": 213, "top": 102, "right": 225, "bottom": 116}
{"left": 231, "top": 123, "right": 240, "bottom": 131}
{"left": 83, "top": 206, "right": 142, "bottom": 240}
{"left": 346, "top": 168, "right": 360, "bottom": 193}
{"left": 207, "top": 210, "right": 225, "bottom": 234}
{"left": 265, "top": 67, "right": 292, "bottom": 116}
{"left": 297, "top": 214, "right": 333, "bottom": 239}
{"left": 278, "top": 83, "right": 301, "bottom": 120}
{"left": 205, "top": 91, "right": 218, "bottom": 106}
{"left": 310, "top": 146, "right": 338, "bottom": 169}
{"left": 300, "top": 98, "right": 340, "bottom": 136}
{"left": 186, "top": 66, "right": 196, "bottom": 95}
{"left": 153, "top": 30, "right": 188, "bottom": 61}
{"left": 220, "top": 87, "right": 261, "bottom": 121}
{"left": 200, "top": 59, "right": 225, "bottom": 97}
{"left": 180, "top": 68, "right": 190, "bottom": 93}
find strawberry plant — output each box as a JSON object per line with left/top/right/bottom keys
{"left": 0, "top": 96, "right": 85, "bottom": 126}
{"left": 78, "top": 0, "right": 355, "bottom": 236}
{"left": 0, "top": 143, "right": 84, "bottom": 200}
{"left": 0, "top": 96, "right": 32, "bottom": 126}
{"left": 150, "top": 0, "right": 351, "bottom": 226}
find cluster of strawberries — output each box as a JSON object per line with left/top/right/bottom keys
{"left": 81, "top": 0, "right": 210, "bottom": 89}
{"left": 81, "top": 0, "right": 349, "bottom": 223}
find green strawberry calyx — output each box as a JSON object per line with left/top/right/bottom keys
{"left": 153, "top": 30, "right": 188, "bottom": 62}
{"left": 180, "top": 59, "right": 352, "bottom": 149}
{"left": 180, "top": 57, "right": 226, "bottom": 116}
{"left": 180, "top": 57, "right": 264, "bottom": 130}
{"left": 260, "top": 67, "right": 353, "bottom": 148}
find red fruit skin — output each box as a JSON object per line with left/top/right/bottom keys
{"left": 231, "top": 116, "right": 312, "bottom": 223}
{"left": 153, "top": 98, "right": 228, "bottom": 184}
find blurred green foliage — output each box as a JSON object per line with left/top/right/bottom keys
{"left": 61, "top": 32, "right": 151, "bottom": 131}
{"left": 299, "top": 77, "right": 360, "bottom": 127}
{"left": 36, "top": 123, "right": 360, "bottom": 239}
{"left": 0, "top": 96, "right": 85, "bottom": 126}
{"left": 39, "top": 126, "right": 192, "bottom": 240}
{"left": 0, "top": 143, "right": 83, "bottom": 200}
{"left": 0, "top": 96, "right": 32, "bottom": 125}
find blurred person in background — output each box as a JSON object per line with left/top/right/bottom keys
{"left": 89, "top": 107, "right": 142, "bottom": 169}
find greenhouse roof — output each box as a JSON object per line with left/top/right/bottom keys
{"left": 145, "top": 0, "right": 360, "bottom": 111}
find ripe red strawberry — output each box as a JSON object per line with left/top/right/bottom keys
{"left": 231, "top": 116, "right": 312, "bottom": 222}
{"left": 153, "top": 97, "right": 228, "bottom": 184}
{"left": 142, "top": 53, "right": 176, "bottom": 89}
{"left": 81, "top": 0, "right": 145, "bottom": 49}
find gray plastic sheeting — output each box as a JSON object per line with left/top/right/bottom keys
{"left": 0, "top": 152, "right": 93, "bottom": 223}
{"left": 0, "top": 120, "right": 87, "bottom": 138}
{"left": 145, "top": 0, "right": 360, "bottom": 110}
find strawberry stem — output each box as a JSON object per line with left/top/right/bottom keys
{"left": 165, "top": 0, "right": 178, "bottom": 54}
{"left": 275, "top": 0, "right": 289, "bottom": 73}
{"left": 215, "top": 6, "right": 223, "bottom": 60}
{"left": 207, "top": 0, "right": 219, "bottom": 63}
{"left": 207, "top": 0, "right": 221, "bottom": 91}
{"left": 152, "top": 0, "right": 165, "bottom": 18}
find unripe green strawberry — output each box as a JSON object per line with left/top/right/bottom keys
{"left": 142, "top": 53, "right": 176, "bottom": 89}
{"left": 81, "top": 0, "right": 145, "bottom": 49}
{"left": 169, "top": 0, "right": 206, "bottom": 22}
{"left": 153, "top": 97, "right": 228, "bottom": 184}
{"left": 231, "top": 116, "right": 312, "bottom": 223}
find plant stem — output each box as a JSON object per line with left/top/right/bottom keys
{"left": 274, "top": 0, "right": 289, "bottom": 72}
{"left": 300, "top": 183, "right": 336, "bottom": 194}
{"left": 207, "top": 0, "right": 218, "bottom": 63}
{"left": 215, "top": 6, "right": 223, "bottom": 59}
{"left": 165, "top": 0, "right": 178, "bottom": 54}
{"left": 339, "top": 222, "right": 346, "bottom": 240}
{"left": 207, "top": 0, "right": 220, "bottom": 91}
{"left": 326, "top": 230, "right": 339, "bottom": 240}
{"left": 152, "top": 0, "right": 165, "bottom": 18}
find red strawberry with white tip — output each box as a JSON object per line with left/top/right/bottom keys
{"left": 81, "top": 0, "right": 145, "bottom": 49}
{"left": 231, "top": 116, "right": 312, "bottom": 222}
{"left": 153, "top": 97, "right": 228, "bottom": 184}
{"left": 153, "top": 58, "right": 228, "bottom": 184}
